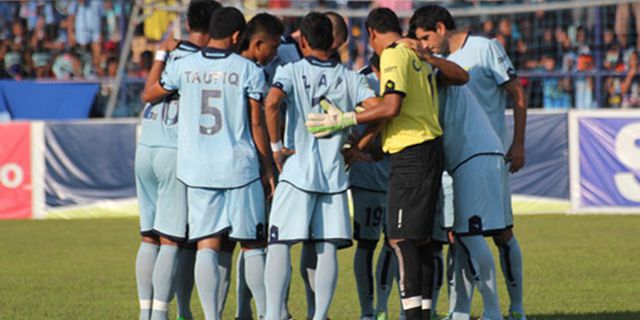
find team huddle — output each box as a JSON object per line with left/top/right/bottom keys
{"left": 135, "top": 1, "right": 528, "bottom": 320}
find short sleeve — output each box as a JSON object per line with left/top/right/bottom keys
{"left": 246, "top": 64, "right": 267, "bottom": 102}
{"left": 354, "top": 72, "right": 376, "bottom": 104}
{"left": 159, "top": 57, "right": 180, "bottom": 92}
{"left": 484, "top": 39, "right": 517, "bottom": 86}
{"left": 271, "top": 64, "right": 293, "bottom": 95}
{"left": 380, "top": 46, "right": 409, "bottom": 97}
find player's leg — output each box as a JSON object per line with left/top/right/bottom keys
{"left": 445, "top": 243, "right": 457, "bottom": 317}
{"left": 240, "top": 241, "right": 267, "bottom": 319}
{"left": 227, "top": 179, "right": 268, "bottom": 319}
{"left": 175, "top": 243, "right": 196, "bottom": 320}
{"left": 265, "top": 182, "right": 314, "bottom": 320}
{"left": 495, "top": 162, "right": 525, "bottom": 320}
{"left": 431, "top": 242, "right": 445, "bottom": 320}
{"left": 134, "top": 144, "right": 159, "bottom": 320}
{"left": 137, "top": 236, "right": 160, "bottom": 320}
{"left": 352, "top": 188, "right": 385, "bottom": 320}
{"left": 494, "top": 229, "right": 524, "bottom": 320}
{"left": 150, "top": 148, "right": 189, "bottom": 320}
{"left": 450, "top": 242, "right": 474, "bottom": 320}
{"left": 217, "top": 236, "right": 235, "bottom": 317}
{"left": 374, "top": 240, "right": 397, "bottom": 319}
{"left": 312, "top": 191, "right": 352, "bottom": 320}
{"left": 150, "top": 237, "right": 180, "bottom": 320}
{"left": 188, "top": 186, "right": 230, "bottom": 320}
{"left": 300, "top": 241, "right": 317, "bottom": 319}
{"left": 235, "top": 251, "right": 254, "bottom": 320}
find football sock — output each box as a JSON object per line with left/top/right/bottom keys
{"left": 374, "top": 243, "right": 396, "bottom": 315}
{"left": 431, "top": 246, "right": 444, "bottom": 317}
{"left": 451, "top": 241, "right": 474, "bottom": 320}
{"left": 392, "top": 241, "right": 423, "bottom": 320}
{"left": 195, "top": 248, "right": 221, "bottom": 320}
{"left": 446, "top": 245, "right": 457, "bottom": 316}
{"left": 235, "top": 251, "right": 253, "bottom": 320}
{"left": 244, "top": 248, "right": 267, "bottom": 318}
{"left": 265, "top": 243, "right": 291, "bottom": 320}
{"left": 314, "top": 241, "right": 338, "bottom": 320}
{"left": 354, "top": 240, "right": 377, "bottom": 318}
{"left": 281, "top": 266, "right": 292, "bottom": 320}
{"left": 151, "top": 244, "right": 179, "bottom": 320}
{"left": 175, "top": 248, "right": 195, "bottom": 320}
{"left": 136, "top": 242, "right": 159, "bottom": 320}
{"left": 420, "top": 242, "right": 434, "bottom": 320}
{"left": 300, "top": 242, "right": 317, "bottom": 319}
{"left": 217, "top": 250, "right": 232, "bottom": 316}
{"left": 498, "top": 235, "right": 524, "bottom": 315}
{"left": 457, "top": 236, "right": 501, "bottom": 320}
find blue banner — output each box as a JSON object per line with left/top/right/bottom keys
{"left": 577, "top": 116, "right": 640, "bottom": 207}
{"left": 45, "top": 122, "right": 137, "bottom": 207}
{"left": 506, "top": 112, "right": 569, "bottom": 199}
{"left": 0, "top": 80, "right": 99, "bottom": 120}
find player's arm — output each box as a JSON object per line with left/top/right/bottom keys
{"left": 249, "top": 98, "right": 276, "bottom": 198}
{"left": 503, "top": 79, "right": 527, "bottom": 173}
{"left": 397, "top": 38, "right": 468, "bottom": 85}
{"left": 142, "top": 40, "right": 179, "bottom": 103}
{"left": 264, "top": 87, "right": 287, "bottom": 171}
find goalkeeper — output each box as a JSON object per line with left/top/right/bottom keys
{"left": 305, "top": 8, "right": 467, "bottom": 320}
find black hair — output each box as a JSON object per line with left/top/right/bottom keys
{"left": 369, "top": 53, "right": 380, "bottom": 71}
{"left": 238, "top": 13, "right": 285, "bottom": 52}
{"left": 209, "top": 7, "right": 246, "bottom": 40}
{"left": 187, "top": 0, "right": 221, "bottom": 33}
{"left": 410, "top": 5, "right": 456, "bottom": 34}
{"left": 325, "top": 11, "right": 348, "bottom": 45}
{"left": 365, "top": 8, "right": 402, "bottom": 35}
{"left": 299, "top": 12, "right": 333, "bottom": 51}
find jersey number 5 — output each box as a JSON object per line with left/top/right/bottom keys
{"left": 200, "top": 89, "right": 223, "bottom": 135}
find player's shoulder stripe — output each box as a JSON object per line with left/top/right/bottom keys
{"left": 200, "top": 47, "right": 234, "bottom": 59}
{"left": 358, "top": 65, "right": 373, "bottom": 75}
{"left": 176, "top": 40, "right": 200, "bottom": 53}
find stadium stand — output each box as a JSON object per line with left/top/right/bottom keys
{"left": 0, "top": 0, "right": 638, "bottom": 116}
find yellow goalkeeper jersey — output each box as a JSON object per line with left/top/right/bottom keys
{"left": 379, "top": 42, "right": 442, "bottom": 154}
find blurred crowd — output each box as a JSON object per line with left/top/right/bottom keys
{"left": 0, "top": 0, "right": 638, "bottom": 109}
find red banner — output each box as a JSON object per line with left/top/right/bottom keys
{"left": 0, "top": 122, "right": 32, "bottom": 219}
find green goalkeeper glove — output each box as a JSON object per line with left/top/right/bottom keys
{"left": 305, "top": 98, "right": 357, "bottom": 138}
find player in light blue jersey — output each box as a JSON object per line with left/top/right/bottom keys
{"left": 135, "top": 1, "right": 219, "bottom": 319}
{"left": 411, "top": 6, "right": 528, "bottom": 320}
{"left": 144, "top": 7, "right": 275, "bottom": 320}
{"left": 263, "top": 12, "right": 377, "bottom": 320}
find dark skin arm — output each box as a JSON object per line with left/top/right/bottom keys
{"left": 249, "top": 98, "right": 276, "bottom": 199}
{"left": 503, "top": 79, "right": 527, "bottom": 173}
{"left": 264, "top": 87, "right": 287, "bottom": 172}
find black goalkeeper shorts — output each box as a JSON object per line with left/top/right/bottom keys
{"left": 386, "top": 138, "right": 444, "bottom": 241}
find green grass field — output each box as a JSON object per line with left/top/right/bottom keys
{"left": 1, "top": 215, "right": 639, "bottom": 319}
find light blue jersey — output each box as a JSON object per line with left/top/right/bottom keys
{"left": 138, "top": 41, "right": 200, "bottom": 148}
{"left": 161, "top": 47, "right": 267, "bottom": 188}
{"left": 272, "top": 56, "right": 375, "bottom": 193}
{"left": 264, "top": 35, "right": 303, "bottom": 151}
{"left": 439, "top": 85, "right": 504, "bottom": 173}
{"left": 349, "top": 66, "right": 389, "bottom": 192}
{"left": 446, "top": 35, "right": 517, "bottom": 147}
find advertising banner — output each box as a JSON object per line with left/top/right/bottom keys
{"left": 0, "top": 122, "right": 32, "bottom": 219}
{"left": 570, "top": 111, "right": 640, "bottom": 213}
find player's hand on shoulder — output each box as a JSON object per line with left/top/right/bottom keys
{"left": 158, "top": 32, "right": 179, "bottom": 52}
{"left": 506, "top": 142, "right": 525, "bottom": 173}
{"left": 396, "top": 37, "right": 434, "bottom": 64}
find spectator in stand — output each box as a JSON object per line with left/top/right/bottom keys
{"left": 614, "top": 2, "right": 640, "bottom": 48}
{"left": 495, "top": 17, "right": 513, "bottom": 55}
{"left": 33, "top": 51, "right": 53, "bottom": 78}
{"left": 540, "top": 54, "right": 572, "bottom": 109}
{"left": 68, "top": 0, "right": 103, "bottom": 71}
{"left": 480, "top": 17, "right": 495, "bottom": 38}
{"left": 4, "top": 51, "right": 23, "bottom": 80}
{"left": 620, "top": 50, "right": 640, "bottom": 108}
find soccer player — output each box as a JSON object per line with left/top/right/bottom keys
{"left": 305, "top": 8, "right": 467, "bottom": 320}
{"left": 263, "top": 12, "right": 376, "bottom": 320}
{"left": 409, "top": 5, "right": 528, "bottom": 320}
{"left": 143, "top": 7, "right": 275, "bottom": 320}
{"left": 135, "top": 1, "right": 219, "bottom": 319}
{"left": 348, "top": 54, "right": 402, "bottom": 320}
{"left": 231, "top": 13, "right": 285, "bottom": 320}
